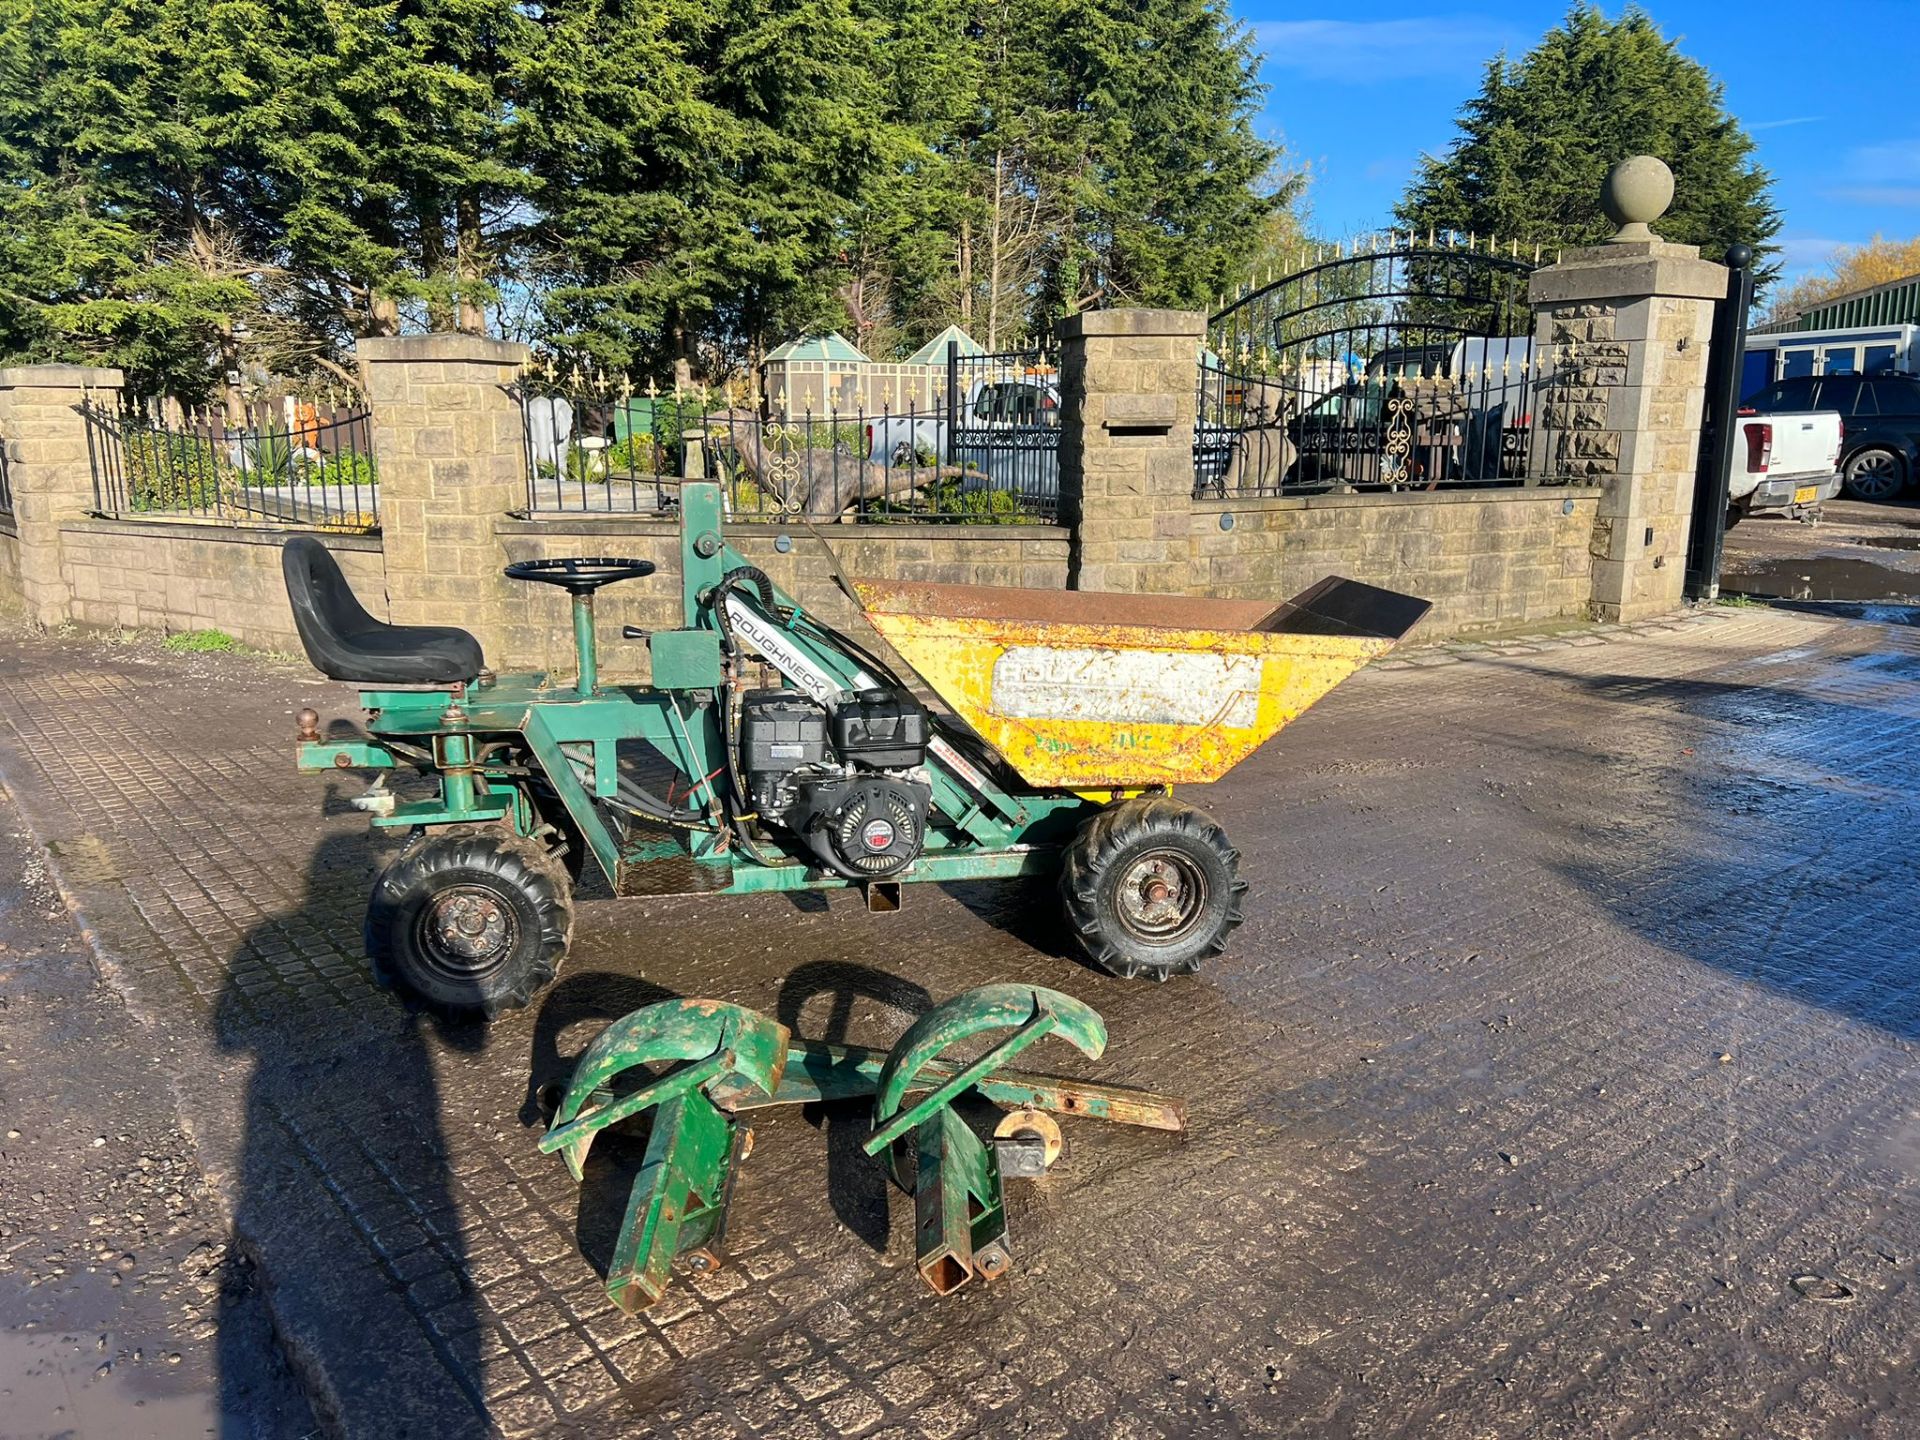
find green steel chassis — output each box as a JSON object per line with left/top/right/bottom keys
{"left": 292, "top": 487, "right": 1196, "bottom": 1301}
{"left": 299, "top": 481, "right": 1102, "bottom": 907}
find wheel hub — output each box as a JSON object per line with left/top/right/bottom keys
{"left": 427, "top": 888, "right": 511, "bottom": 962}
{"left": 1850, "top": 453, "right": 1901, "bottom": 498}
{"left": 1117, "top": 852, "right": 1203, "bottom": 939}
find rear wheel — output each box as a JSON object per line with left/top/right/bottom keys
{"left": 366, "top": 826, "right": 573, "bottom": 1018}
{"left": 1059, "top": 797, "right": 1246, "bottom": 981}
{"left": 1842, "top": 447, "right": 1906, "bottom": 501}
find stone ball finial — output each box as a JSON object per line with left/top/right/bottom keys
{"left": 1601, "top": 155, "right": 1674, "bottom": 242}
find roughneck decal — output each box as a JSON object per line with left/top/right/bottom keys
{"left": 723, "top": 596, "right": 873, "bottom": 707}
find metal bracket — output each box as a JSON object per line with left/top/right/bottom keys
{"left": 916, "top": 1106, "right": 1010, "bottom": 1294}
{"left": 541, "top": 985, "right": 1179, "bottom": 1307}
{"left": 862, "top": 984, "right": 1107, "bottom": 1293}
{"left": 539, "top": 999, "right": 787, "bottom": 1313}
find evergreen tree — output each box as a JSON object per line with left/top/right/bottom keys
{"left": 0, "top": 0, "right": 275, "bottom": 399}
{"left": 1, "top": 0, "right": 1289, "bottom": 388}
{"left": 522, "top": 0, "right": 892, "bottom": 378}
{"left": 1032, "top": 0, "right": 1274, "bottom": 317}
{"left": 1398, "top": 4, "right": 1779, "bottom": 282}
{"left": 250, "top": 0, "right": 532, "bottom": 354}
{"left": 0, "top": 0, "right": 532, "bottom": 397}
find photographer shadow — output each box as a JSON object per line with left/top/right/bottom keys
{"left": 215, "top": 825, "right": 491, "bottom": 1436}
{"left": 521, "top": 970, "right": 680, "bottom": 1284}
{"left": 775, "top": 959, "right": 931, "bottom": 1253}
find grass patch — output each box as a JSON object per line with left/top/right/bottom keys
{"left": 1715, "top": 592, "right": 1767, "bottom": 609}
{"left": 162, "top": 628, "right": 240, "bottom": 653}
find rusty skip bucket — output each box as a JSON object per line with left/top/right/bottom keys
{"left": 850, "top": 576, "right": 1432, "bottom": 789}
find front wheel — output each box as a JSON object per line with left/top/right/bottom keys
{"left": 366, "top": 827, "right": 573, "bottom": 1018}
{"left": 1842, "top": 447, "right": 1906, "bottom": 501}
{"left": 1059, "top": 797, "right": 1246, "bottom": 981}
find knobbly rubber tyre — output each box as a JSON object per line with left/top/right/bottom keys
{"left": 1059, "top": 796, "right": 1246, "bottom": 981}
{"left": 365, "top": 826, "right": 573, "bottom": 1018}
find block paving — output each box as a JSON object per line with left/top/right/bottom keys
{"left": 0, "top": 605, "right": 1916, "bottom": 1437}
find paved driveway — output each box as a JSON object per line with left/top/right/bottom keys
{"left": 0, "top": 605, "right": 1916, "bottom": 1438}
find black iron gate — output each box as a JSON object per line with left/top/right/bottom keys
{"left": 1683, "top": 245, "right": 1756, "bottom": 599}
{"left": 1197, "top": 238, "right": 1542, "bottom": 497}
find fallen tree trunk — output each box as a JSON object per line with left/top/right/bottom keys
{"left": 703, "top": 410, "right": 975, "bottom": 521}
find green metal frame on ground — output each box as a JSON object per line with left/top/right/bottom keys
{"left": 539, "top": 986, "right": 1183, "bottom": 1309}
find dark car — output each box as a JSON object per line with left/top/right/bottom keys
{"left": 1743, "top": 371, "right": 1920, "bottom": 501}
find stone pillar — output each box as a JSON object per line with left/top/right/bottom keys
{"left": 1057, "top": 309, "right": 1204, "bottom": 593}
{"left": 0, "top": 365, "right": 123, "bottom": 626}
{"left": 1526, "top": 161, "right": 1728, "bottom": 622}
{"left": 357, "top": 334, "right": 529, "bottom": 664}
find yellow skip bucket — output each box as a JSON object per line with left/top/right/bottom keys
{"left": 851, "top": 577, "right": 1432, "bottom": 789}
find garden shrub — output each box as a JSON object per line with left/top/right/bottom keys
{"left": 123, "top": 428, "right": 230, "bottom": 512}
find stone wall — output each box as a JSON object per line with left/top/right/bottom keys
{"left": 493, "top": 518, "right": 1070, "bottom": 680}
{"left": 7, "top": 489, "right": 1598, "bottom": 656}
{"left": 0, "top": 245, "right": 1725, "bottom": 654}
{"left": 1528, "top": 241, "right": 1725, "bottom": 620}
{"left": 53, "top": 519, "right": 386, "bottom": 651}
{"left": 0, "top": 365, "right": 122, "bottom": 625}
{"left": 0, "top": 516, "right": 20, "bottom": 606}
{"left": 1057, "top": 310, "right": 1203, "bottom": 594}
{"left": 1192, "top": 488, "right": 1602, "bottom": 637}
{"left": 360, "top": 335, "right": 529, "bottom": 666}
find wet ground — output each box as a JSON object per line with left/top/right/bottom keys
{"left": 1722, "top": 497, "right": 1920, "bottom": 610}
{"left": 0, "top": 607, "right": 1918, "bottom": 1437}
{"left": 0, "top": 786, "right": 314, "bottom": 1437}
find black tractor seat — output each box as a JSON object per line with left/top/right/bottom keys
{"left": 282, "top": 536, "right": 485, "bottom": 685}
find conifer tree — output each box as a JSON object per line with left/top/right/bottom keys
{"left": 1398, "top": 3, "right": 1779, "bottom": 281}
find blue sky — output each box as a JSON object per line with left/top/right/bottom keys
{"left": 1239, "top": 1, "right": 1920, "bottom": 286}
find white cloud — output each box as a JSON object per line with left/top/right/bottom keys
{"left": 1823, "top": 186, "right": 1920, "bottom": 207}
{"left": 1774, "top": 234, "right": 1853, "bottom": 269}
{"left": 1251, "top": 17, "right": 1523, "bottom": 83}
{"left": 1843, "top": 140, "right": 1920, "bottom": 183}
{"left": 1746, "top": 116, "right": 1824, "bottom": 132}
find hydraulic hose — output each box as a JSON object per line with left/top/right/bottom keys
{"left": 709, "top": 566, "right": 784, "bottom": 865}
{"left": 556, "top": 746, "right": 702, "bottom": 826}
{"left": 710, "top": 565, "right": 781, "bottom": 660}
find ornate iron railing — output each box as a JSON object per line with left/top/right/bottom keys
{"left": 82, "top": 400, "right": 378, "bottom": 531}
{"left": 944, "top": 346, "right": 1060, "bottom": 521}
{"left": 518, "top": 346, "right": 1060, "bottom": 524}
{"left": 0, "top": 432, "right": 12, "bottom": 514}
{"left": 1196, "top": 236, "right": 1549, "bottom": 498}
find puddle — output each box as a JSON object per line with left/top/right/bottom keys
{"left": 1855, "top": 535, "right": 1920, "bottom": 551}
{"left": 1762, "top": 600, "right": 1920, "bottom": 627}
{"left": 0, "top": 1328, "right": 216, "bottom": 1440}
{"left": 1720, "top": 555, "right": 1920, "bottom": 604}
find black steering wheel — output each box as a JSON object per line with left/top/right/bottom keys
{"left": 503, "top": 557, "right": 656, "bottom": 596}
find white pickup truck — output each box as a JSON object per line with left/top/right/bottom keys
{"left": 1726, "top": 407, "right": 1842, "bottom": 523}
